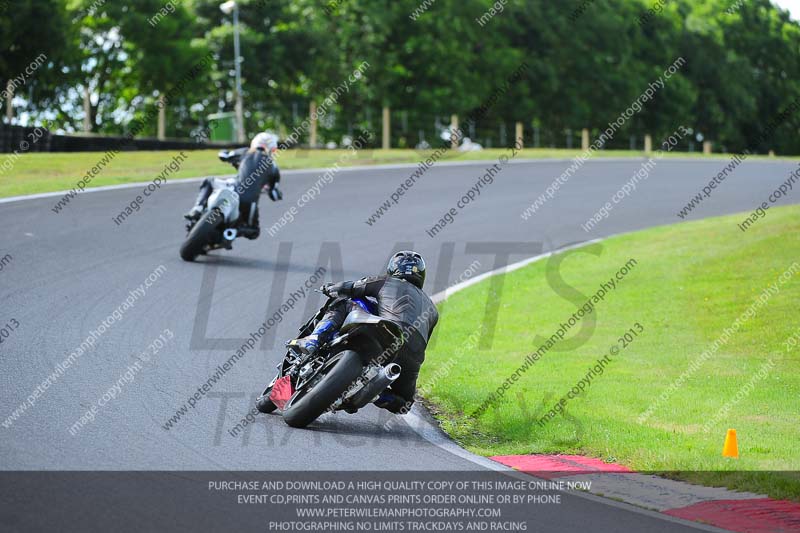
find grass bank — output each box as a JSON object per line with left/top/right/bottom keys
{"left": 420, "top": 204, "right": 800, "bottom": 500}
{"left": 0, "top": 147, "right": 788, "bottom": 198}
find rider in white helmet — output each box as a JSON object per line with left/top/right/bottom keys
{"left": 250, "top": 131, "right": 279, "bottom": 153}
{"left": 250, "top": 131, "right": 281, "bottom": 194}
{"left": 184, "top": 132, "right": 282, "bottom": 237}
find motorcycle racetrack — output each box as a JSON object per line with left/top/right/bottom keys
{"left": 1, "top": 156, "right": 797, "bottom": 531}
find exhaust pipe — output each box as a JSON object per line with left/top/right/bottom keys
{"left": 223, "top": 228, "right": 238, "bottom": 241}
{"left": 383, "top": 363, "right": 401, "bottom": 381}
{"left": 346, "top": 363, "right": 401, "bottom": 410}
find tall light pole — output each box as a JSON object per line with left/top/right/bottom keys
{"left": 220, "top": 1, "right": 245, "bottom": 143}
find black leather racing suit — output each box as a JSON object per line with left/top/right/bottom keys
{"left": 326, "top": 275, "right": 439, "bottom": 412}
{"left": 235, "top": 150, "right": 279, "bottom": 205}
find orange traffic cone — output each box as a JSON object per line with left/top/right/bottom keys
{"left": 722, "top": 429, "right": 739, "bottom": 458}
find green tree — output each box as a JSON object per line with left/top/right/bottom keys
{"left": 0, "top": 0, "right": 73, "bottom": 124}
{"left": 110, "top": 1, "right": 210, "bottom": 138}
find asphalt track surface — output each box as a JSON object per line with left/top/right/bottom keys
{"left": 1, "top": 156, "right": 797, "bottom": 532}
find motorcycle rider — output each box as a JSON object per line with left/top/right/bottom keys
{"left": 287, "top": 251, "right": 438, "bottom": 414}
{"left": 184, "top": 132, "right": 282, "bottom": 238}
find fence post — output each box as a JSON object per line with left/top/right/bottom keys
{"left": 703, "top": 141, "right": 712, "bottom": 154}
{"left": 309, "top": 101, "right": 318, "bottom": 147}
{"left": 581, "top": 128, "right": 589, "bottom": 151}
{"left": 515, "top": 121, "right": 523, "bottom": 148}
{"left": 157, "top": 94, "right": 166, "bottom": 140}
{"left": 5, "top": 81, "right": 13, "bottom": 124}
{"left": 450, "top": 114, "right": 459, "bottom": 149}
{"left": 644, "top": 134, "right": 652, "bottom": 154}
{"left": 83, "top": 86, "right": 92, "bottom": 133}
{"left": 382, "top": 106, "right": 390, "bottom": 150}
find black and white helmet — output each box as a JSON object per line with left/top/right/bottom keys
{"left": 387, "top": 251, "right": 426, "bottom": 289}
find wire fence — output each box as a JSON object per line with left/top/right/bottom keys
{"left": 3, "top": 105, "right": 704, "bottom": 154}
{"left": 270, "top": 102, "right": 703, "bottom": 153}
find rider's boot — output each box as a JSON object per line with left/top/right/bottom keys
{"left": 286, "top": 319, "right": 336, "bottom": 357}
{"left": 184, "top": 179, "right": 213, "bottom": 220}
{"left": 184, "top": 205, "right": 203, "bottom": 221}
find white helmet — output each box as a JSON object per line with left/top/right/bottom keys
{"left": 250, "top": 131, "right": 278, "bottom": 153}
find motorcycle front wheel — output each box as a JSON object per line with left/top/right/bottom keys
{"left": 255, "top": 382, "right": 278, "bottom": 414}
{"left": 282, "top": 350, "right": 363, "bottom": 428}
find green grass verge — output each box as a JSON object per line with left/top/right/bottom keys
{"left": 421, "top": 204, "right": 800, "bottom": 501}
{"left": 1, "top": 147, "right": 791, "bottom": 198}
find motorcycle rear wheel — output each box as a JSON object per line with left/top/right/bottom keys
{"left": 180, "top": 209, "right": 222, "bottom": 262}
{"left": 282, "top": 350, "right": 363, "bottom": 428}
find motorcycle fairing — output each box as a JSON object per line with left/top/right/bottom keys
{"left": 208, "top": 188, "right": 240, "bottom": 224}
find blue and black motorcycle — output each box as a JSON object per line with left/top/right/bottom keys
{"left": 256, "top": 292, "right": 404, "bottom": 428}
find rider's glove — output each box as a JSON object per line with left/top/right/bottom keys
{"left": 321, "top": 283, "right": 337, "bottom": 297}
{"left": 268, "top": 185, "right": 283, "bottom": 201}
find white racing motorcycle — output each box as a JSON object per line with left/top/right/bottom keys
{"left": 179, "top": 149, "right": 260, "bottom": 261}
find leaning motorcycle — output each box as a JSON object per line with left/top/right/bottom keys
{"left": 179, "top": 149, "right": 259, "bottom": 262}
{"left": 256, "top": 293, "right": 404, "bottom": 429}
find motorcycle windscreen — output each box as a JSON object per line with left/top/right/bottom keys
{"left": 269, "top": 376, "right": 295, "bottom": 410}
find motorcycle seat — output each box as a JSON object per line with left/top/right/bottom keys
{"left": 341, "top": 308, "right": 401, "bottom": 336}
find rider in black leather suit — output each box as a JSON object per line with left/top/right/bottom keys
{"left": 184, "top": 133, "right": 282, "bottom": 238}
{"left": 288, "top": 251, "right": 438, "bottom": 413}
